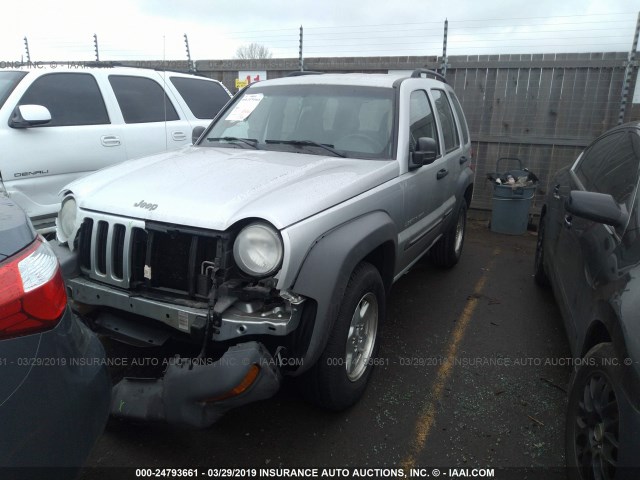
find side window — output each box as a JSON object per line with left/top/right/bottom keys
{"left": 409, "top": 90, "right": 437, "bottom": 151}
{"left": 18, "top": 73, "right": 109, "bottom": 127}
{"left": 169, "top": 77, "right": 229, "bottom": 119}
{"left": 576, "top": 131, "right": 639, "bottom": 210}
{"left": 431, "top": 89, "right": 460, "bottom": 153}
{"left": 449, "top": 92, "right": 470, "bottom": 145}
{"left": 575, "top": 132, "right": 625, "bottom": 191}
{"left": 109, "top": 75, "right": 179, "bottom": 124}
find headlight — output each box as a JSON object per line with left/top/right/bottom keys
{"left": 58, "top": 196, "right": 77, "bottom": 241}
{"left": 233, "top": 223, "right": 283, "bottom": 277}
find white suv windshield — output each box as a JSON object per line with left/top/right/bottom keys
{"left": 203, "top": 84, "right": 395, "bottom": 159}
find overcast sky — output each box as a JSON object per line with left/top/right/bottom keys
{"left": 1, "top": 0, "right": 639, "bottom": 62}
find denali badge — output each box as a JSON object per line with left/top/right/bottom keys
{"left": 134, "top": 200, "right": 158, "bottom": 211}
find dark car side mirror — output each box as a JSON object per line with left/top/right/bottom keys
{"left": 565, "top": 190, "right": 629, "bottom": 229}
{"left": 410, "top": 137, "right": 438, "bottom": 170}
{"left": 192, "top": 126, "right": 206, "bottom": 145}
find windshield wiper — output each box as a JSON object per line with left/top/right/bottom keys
{"left": 207, "top": 137, "right": 259, "bottom": 149}
{"left": 265, "top": 139, "right": 346, "bottom": 158}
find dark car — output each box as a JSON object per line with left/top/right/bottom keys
{"left": 0, "top": 192, "right": 111, "bottom": 479}
{"left": 534, "top": 122, "right": 640, "bottom": 479}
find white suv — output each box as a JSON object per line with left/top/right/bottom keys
{"left": 0, "top": 65, "right": 231, "bottom": 232}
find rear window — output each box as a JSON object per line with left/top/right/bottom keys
{"left": 431, "top": 89, "right": 460, "bottom": 153}
{"left": 170, "top": 77, "right": 230, "bottom": 119}
{"left": 449, "top": 93, "right": 470, "bottom": 145}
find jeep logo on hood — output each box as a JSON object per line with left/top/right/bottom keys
{"left": 134, "top": 200, "right": 158, "bottom": 211}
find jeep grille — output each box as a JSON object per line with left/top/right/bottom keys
{"left": 78, "top": 213, "right": 230, "bottom": 299}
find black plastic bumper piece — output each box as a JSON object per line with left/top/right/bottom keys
{"left": 110, "top": 341, "right": 281, "bottom": 428}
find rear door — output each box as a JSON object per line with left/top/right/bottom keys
{"left": 430, "top": 88, "right": 464, "bottom": 212}
{"left": 1, "top": 72, "right": 125, "bottom": 220}
{"left": 397, "top": 89, "right": 447, "bottom": 272}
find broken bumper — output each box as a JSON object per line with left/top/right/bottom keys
{"left": 65, "top": 276, "right": 304, "bottom": 343}
{"left": 111, "top": 341, "right": 281, "bottom": 428}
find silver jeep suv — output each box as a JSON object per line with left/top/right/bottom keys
{"left": 54, "top": 70, "right": 474, "bottom": 427}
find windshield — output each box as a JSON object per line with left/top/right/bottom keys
{"left": 0, "top": 71, "right": 27, "bottom": 110}
{"left": 202, "top": 84, "right": 395, "bottom": 159}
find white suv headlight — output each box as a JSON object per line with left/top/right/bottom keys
{"left": 57, "top": 196, "right": 77, "bottom": 242}
{"left": 233, "top": 223, "right": 283, "bottom": 277}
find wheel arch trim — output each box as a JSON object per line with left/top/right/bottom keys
{"left": 290, "top": 211, "right": 396, "bottom": 374}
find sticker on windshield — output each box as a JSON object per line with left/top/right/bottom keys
{"left": 226, "top": 93, "right": 264, "bottom": 122}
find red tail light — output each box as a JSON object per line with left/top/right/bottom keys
{"left": 0, "top": 237, "right": 67, "bottom": 340}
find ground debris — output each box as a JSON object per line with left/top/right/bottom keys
{"left": 467, "top": 292, "right": 501, "bottom": 304}
{"left": 541, "top": 377, "right": 567, "bottom": 393}
{"left": 527, "top": 415, "right": 545, "bottom": 426}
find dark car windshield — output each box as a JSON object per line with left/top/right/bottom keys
{"left": 201, "top": 84, "right": 395, "bottom": 160}
{"left": 0, "top": 71, "right": 27, "bottom": 110}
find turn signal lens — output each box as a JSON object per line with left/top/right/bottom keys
{"left": 202, "top": 364, "right": 261, "bottom": 403}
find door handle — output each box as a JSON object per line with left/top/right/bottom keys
{"left": 172, "top": 131, "right": 187, "bottom": 142}
{"left": 553, "top": 184, "right": 561, "bottom": 200}
{"left": 101, "top": 135, "right": 121, "bottom": 147}
{"left": 459, "top": 156, "right": 468, "bottom": 165}
{"left": 564, "top": 214, "right": 572, "bottom": 229}
{"left": 437, "top": 169, "right": 449, "bottom": 180}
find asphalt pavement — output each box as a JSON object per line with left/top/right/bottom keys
{"left": 81, "top": 220, "right": 572, "bottom": 480}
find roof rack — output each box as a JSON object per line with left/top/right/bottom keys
{"left": 410, "top": 69, "right": 447, "bottom": 84}
{"left": 287, "top": 71, "right": 324, "bottom": 77}
{"left": 74, "top": 61, "right": 122, "bottom": 68}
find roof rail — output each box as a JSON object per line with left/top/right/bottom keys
{"left": 410, "top": 69, "right": 447, "bottom": 84}
{"left": 287, "top": 71, "right": 324, "bottom": 77}
{"left": 79, "top": 61, "right": 122, "bottom": 68}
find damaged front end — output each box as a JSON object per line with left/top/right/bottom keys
{"left": 57, "top": 213, "right": 310, "bottom": 428}
{"left": 111, "top": 342, "right": 281, "bottom": 428}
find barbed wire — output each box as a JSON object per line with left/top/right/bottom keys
{"left": 5, "top": 12, "right": 638, "bottom": 61}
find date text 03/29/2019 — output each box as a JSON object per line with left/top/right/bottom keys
{"left": 133, "top": 467, "right": 497, "bottom": 478}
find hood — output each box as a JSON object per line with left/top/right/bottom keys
{"left": 68, "top": 147, "right": 398, "bottom": 231}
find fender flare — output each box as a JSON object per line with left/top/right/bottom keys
{"left": 291, "top": 211, "right": 397, "bottom": 373}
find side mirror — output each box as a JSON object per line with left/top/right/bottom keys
{"left": 410, "top": 137, "right": 438, "bottom": 170}
{"left": 565, "top": 190, "right": 629, "bottom": 229}
{"left": 192, "top": 126, "right": 206, "bottom": 145}
{"left": 9, "top": 105, "right": 51, "bottom": 128}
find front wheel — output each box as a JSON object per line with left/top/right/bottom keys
{"left": 299, "top": 262, "right": 384, "bottom": 411}
{"left": 431, "top": 201, "right": 467, "bottom": 268}
{"left": 565, "top": 343, "right": 621, "bottom": 480}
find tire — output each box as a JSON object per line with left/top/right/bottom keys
{"left": 534, "top": 213, "right": 550, "bottom": 287}
{"left": 431, "top": 201, "right": 467, "bottom": 268}
{"left": 565, "top": 343, "right": 622, "bottom": 480}
{"left": 299, "top": 262, "right": 384, "bottom": 411}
